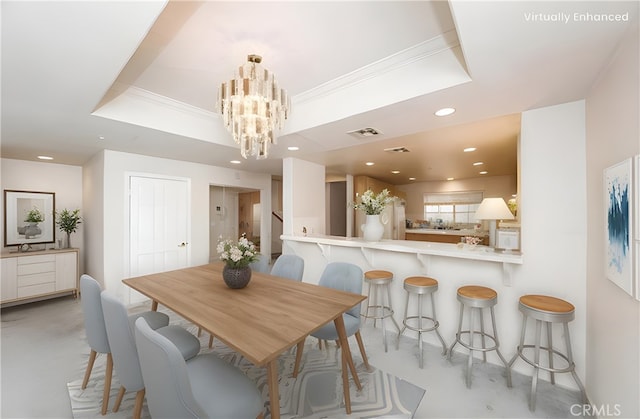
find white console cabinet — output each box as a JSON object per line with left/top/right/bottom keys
{"left": 1, "top": 248, "right": 79, "bottom": 306}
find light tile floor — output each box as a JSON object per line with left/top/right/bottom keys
{"left": 1, "top": 296, "right": 588, "bottom": 418}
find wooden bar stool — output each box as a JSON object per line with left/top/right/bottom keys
{"left": 361, "top": 270, "right": 401, "bottom": 352}
{"left": 447, "top": 285, "right": 512, "bottom": 388}
{"left": 396, "top": 276, "right": 447, "bottom": 368}
{"left": 508, "top": 295, "right": 587, "bottom": 411}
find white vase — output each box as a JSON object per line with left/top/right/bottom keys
{"left": 361, "top": 214, "right": 384, "bottom": 242}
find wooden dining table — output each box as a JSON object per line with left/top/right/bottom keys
{"left": 123, "top": 262, "right": 366, "bottom": 419}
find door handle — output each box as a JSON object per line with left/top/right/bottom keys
{"left": 178, "top": 242, "right": 188, "bottom": 247}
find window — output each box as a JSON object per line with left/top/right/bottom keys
{"left": 423, "top": 191, "right": 483, "bottom": 224}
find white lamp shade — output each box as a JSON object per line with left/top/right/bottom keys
{"left": 474, "top": 198, "right": 515, "bottom": 220}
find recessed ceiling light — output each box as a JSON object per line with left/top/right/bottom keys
{"left": 479, "top": 171, "right": 488, "bottom": 175}
{"left": 98, "top": 136, "right": 105, "bottom": 140}
{"left": 391, "top": 170, "right": 400, "bottom": 174}
{"left": 447, "top": 177, "right": 454, "bottom": 181}
{"left": 473, "top": 161, "right": 484, "bottom": 166}
{"left": 230, "top": 160, "right": 241, "bottom": 164}
{"left": 287, "top": 146, "right": 299, "bottom": 151}
{"left": 37, "top": 155, "right": 53, "bottom": 160}
{"left": 435, "top": 107, "right": 456, "bottom": 117}
{"left": 463, "top": 147, "right": 476, "bottom": 152}
{"left": 365, "top": 162, "right": 375, "bottom": 166}
{"left": 409, "top": 177, "right": 416, "bottom": 181}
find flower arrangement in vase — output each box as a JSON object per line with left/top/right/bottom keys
{"left": 216, "top": 234, "right": 259, "bottom": 288}
{"left": 353, "top": 189, "right": 395, "bottom": 241}
{"left": 353, "top": 188, "right": 394, "bottom": 215}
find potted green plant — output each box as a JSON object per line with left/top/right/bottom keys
{"left": 55, "top": 209, "right": 82, "bottom": 248}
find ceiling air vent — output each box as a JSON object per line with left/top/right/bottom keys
{"left": 347, "top": 127, "right": 381, "bottom": 138}
{"left": 384, "top": 146, "right": 410, "bottom": 153}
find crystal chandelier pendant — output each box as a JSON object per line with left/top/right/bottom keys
{"left": 216, "top": 55, "right": 290, "bottom": 159}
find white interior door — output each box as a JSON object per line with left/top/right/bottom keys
{"left": 129, "top": 175, "right": 189, "bottom": 303}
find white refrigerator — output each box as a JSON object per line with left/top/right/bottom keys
{"left": 382, "top": 198, "right": 406, "bottom": 240}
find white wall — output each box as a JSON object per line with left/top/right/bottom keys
{"left": 91, "top": 150, "right": 271, "bottom": 301}
{"left": 1, "top": 158, "right": 84, "bottom": 274}
{"left": 518, "top": 100, "right": 587, "bottom": 390}
{"left": 585, "top": 22, "right": 639, "bottom": 418}
{"left": 282, "top": 157, "right": 326, "bottom": 236}
{"left": 82, "top": 153, "right": 104, "bottom": 286}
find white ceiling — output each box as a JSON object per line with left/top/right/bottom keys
{"left": 2, "top": 1, "right": 637, "bottom": 185}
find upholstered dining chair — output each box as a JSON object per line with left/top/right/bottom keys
{"left": 292, "top": 262, "right": 370, "bottom": 378}
{"left": 270, "top": 254, "right": 305, "bottom": 281}
{"left": 101, "top": 292, "right": 201, "bottom": 419}
{"left": 79, "top": 274, "right": 170, "bottom": 415}
{"left": 134, "top": 317, "right": 264, "bottom": 419}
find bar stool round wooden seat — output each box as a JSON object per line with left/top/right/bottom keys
{"left": 447, "top": 285, "right": 512, "bottom": 388}
{"left": 361, "top": 270, "right": 401, "bottom": 352}
{"left": 508, "top": 295, "right": 587, "bottom": 411}
{"left": 396, "top": 276, "right": 447, "bottom": 368}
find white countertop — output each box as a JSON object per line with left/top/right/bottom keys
{"left": 281, "top": 234, "right": 522, "bottom": 264}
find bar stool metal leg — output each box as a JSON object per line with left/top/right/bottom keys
{"left": 431, "top": 293, "right": 448, "bottom": 355}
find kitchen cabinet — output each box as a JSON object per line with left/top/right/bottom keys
{"left": 1, "top": 248, "right": 79, "bottom": 306}
{"left": 405, "top": 230, "right": 489, "bottom": 245}
{"left": 354, "top": 176, "right": 407, "bottom": 201}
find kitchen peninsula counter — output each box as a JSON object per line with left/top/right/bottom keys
{"left": 277, "top": 234, "right": 577, "bottom": 389}
{"left": 281, "top": 234, "right": 520, "bottom": 268}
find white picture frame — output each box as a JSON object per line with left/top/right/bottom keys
{"left": 604, "top": 158, "right": 633, "bottom": 297}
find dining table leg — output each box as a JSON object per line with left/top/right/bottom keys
{"left": 266, "top": 359, "right": 280, "bottom": 419}
{"left": 334, "top": 314, "right": 362, "bottom": 414}
{"left": 151, "top": 300, "right": 158, "bottom": 311}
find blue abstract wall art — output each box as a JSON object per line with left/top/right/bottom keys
{"left": 604, "top": 158, "right": 633, "bottom": 296}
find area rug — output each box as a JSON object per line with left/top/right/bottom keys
{"left": 68, "top": 320, "right": 425, "bottom": 419}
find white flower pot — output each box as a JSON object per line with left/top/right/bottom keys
{"left": 361, "top": 214, "right": 384, "bottom": 242}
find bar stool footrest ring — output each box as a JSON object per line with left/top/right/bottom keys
{"left": 403, "top": 316, "right": 439, "bottom": 333}
{"left": 361, "top": 305, "right": 395, "bottom": 320}
{"left": 516, "top": 344, "right": 576, "bottom": 374}
{"left": 456, "top": 330, "right": 499, "bottom": 353}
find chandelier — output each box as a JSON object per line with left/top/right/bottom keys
{"left": 216, "top": 54, "right": 290, "bottom": 159}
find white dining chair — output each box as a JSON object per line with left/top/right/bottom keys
{"left": 79, "top": 274, "right": 170, "bottom": 415}
{"left": 101, "top": 292, "right": 201, "bottom": 419}
{"left": 134, "top": 317, "right": 264, "bottom": 419}
{"left": 292, "top": 262, "right": 370, "bottom": 378}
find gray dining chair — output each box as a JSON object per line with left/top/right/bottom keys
{"left": 134, "top": 317, "right": 264, "bottom": 419}
{"left": 270, "top": 254, "right": 304, "bottom": 281}
{"left": 79, "top": 274, "right": 170, "bottom": 415}
{"left": 101, "top": 292, "right": 201, "bottom": 419}
{"left": 292, "top": 262, "right": 370, "bottom": 378}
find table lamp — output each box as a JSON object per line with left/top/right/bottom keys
{"left": 474, "top": 198, "right": 515, "bottom": 248}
